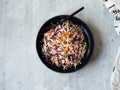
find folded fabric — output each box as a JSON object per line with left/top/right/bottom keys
{"left": 100, "top": 0, "right": 120, "bottom": 90}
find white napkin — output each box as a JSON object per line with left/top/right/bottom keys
{"left": 101, "top": 0, "right": 120, "bottom": 35}
{"left": 101, "top": 0, "right": 120, "bottom": 90}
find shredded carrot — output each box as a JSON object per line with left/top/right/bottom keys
{"left": 59, "top": 34, "right": 67, "bottom": 40}
{"left": 52, "top": 40, "right": 57, "bottom": 45}
{"left": 59, "top": 31, "right": 71, "bottom": 40}
{"left": 61, "top": 46, "right": 69, "bottom": 54}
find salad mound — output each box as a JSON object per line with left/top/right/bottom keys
{"left": 42, "top": 20, "right": 87, "bottom": 69}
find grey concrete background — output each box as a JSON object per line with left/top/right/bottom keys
{"left": 0, "top": 0, "right": 120, "bottom": 90}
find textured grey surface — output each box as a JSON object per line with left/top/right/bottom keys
{"left": 0, "top": 0, "right": 120, "bottom": 90}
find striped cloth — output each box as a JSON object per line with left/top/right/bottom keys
{"left": 101, "top": 0, "right": 120, "bottom": 35}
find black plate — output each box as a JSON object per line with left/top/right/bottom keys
{"left": 36, "top": 15, "right": 94, "bottom": 73}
